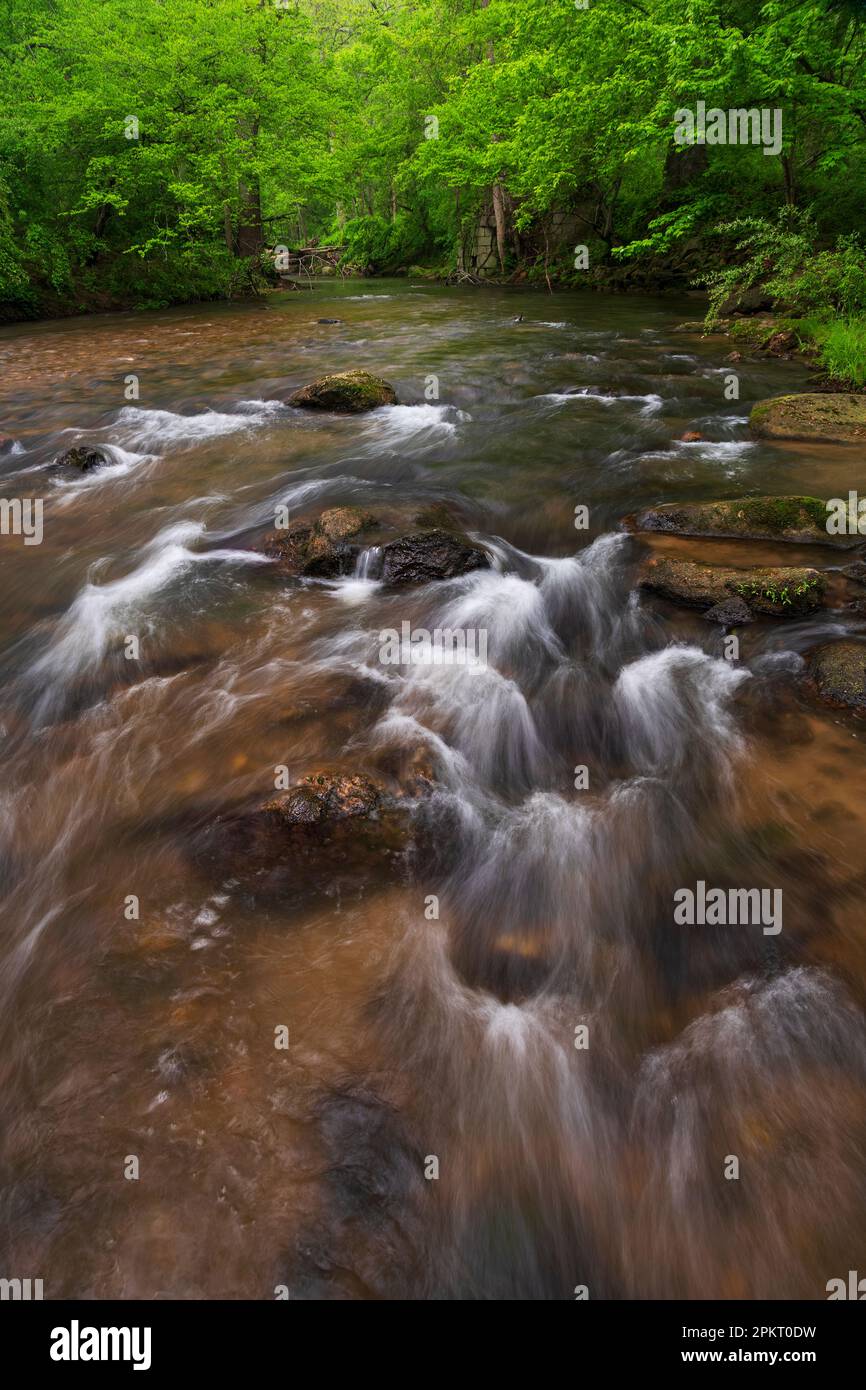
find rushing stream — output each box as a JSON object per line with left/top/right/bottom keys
{"left": 2, "top": 281, "right": 866, "bottom": 1300}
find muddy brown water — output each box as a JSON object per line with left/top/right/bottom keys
{"left": 1, "top": 281, "right": 866, "bottom": 1300}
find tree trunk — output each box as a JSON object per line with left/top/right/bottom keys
{"left": 492, "top": 179, "right": 507, "bottom": 275}
{"left": 781, "top": 153, "right": 797, "bottom": 206}
{"left": 482, "top": 0, "right": 508, "bottom": 274}
{"left": 236, "top": 119, "right": 264, "bottom": 258}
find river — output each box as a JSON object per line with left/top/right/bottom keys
{"left": 1, "top": 280, "right": 865, "bottom": 1300}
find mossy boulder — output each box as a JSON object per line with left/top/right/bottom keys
{"left": 640, "top": 556, "right": 825, "bottom": 617}
{"left": 749, "top": 393, "right": 866, "bottom": 444}
{"left": 289, "top": 369, "right": 397, "bottom": 413}
{"left": 629, "top": 495, "right": 849, "bottom": 546}
{"left": 262, "top": 505, "right": 378, "bottom": 577}
{"left": 808, "top": 641, "right": 866, "bottom": 709}
{"left": 260, "top": 507, "right": 488, "bottom": 585}
{"left": 724, "top": 313, "right": 778, "bottom": 346}
{"left": 718, "top": 285, "right": 774, "bottom": 317}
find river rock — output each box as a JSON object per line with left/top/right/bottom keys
{"left": 718, "top": 284, "right": 773, "bottom": 316}
{"left": 262, "top": 505, "right": 377, "bottom": 577}
{"left": 702, "top": 597, "right": 754, "bottom": 627}
{"left": 53, "top": 445, "right": 111, "bottom": 472}
{"left": 628, "top": 495, "right": 849, "bottom": 546}
{"left": 380, "top": 528, "right": 490, "bottom": 586}
{"left": 750, "top": 393, "right": 866, "bottom": 444}
{"left": 264, "top": 772, "right": 386, "bottom": 826}
{"left": 841, "top": 560, "right": 866, "bottom": 585}
{"left": 640, "top": 556, "right": 825, "bottom": 617}
{"left": 808, "top": 641, "right": 866, "bottom": 709}
{"left": 763, "top": 330, "right": 798, "bottom": 357}
{"left": 198, "top": 771, "right": 411, "bottom": 894}
{"left": 289, "top": 369, "right": 397, "bottom": 413}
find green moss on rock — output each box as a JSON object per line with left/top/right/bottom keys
{"left": 289, "top": 369, "right": 397, "bottom": 413}
{"left": 640, "top": 556, "right": 826, "bottom": 616}
{"left": 630, "top": 495, "right": 848, "bottom": 545}
{"left": 808, "top": 640, "right": 866, "bottom": 709}
{"left": 262, "top": 505, "right": 378, "bottom": 576}
{"left": 749, "top": 392, "right": 866, "bottom": 443}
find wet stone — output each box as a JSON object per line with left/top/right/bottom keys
{"left": 288, "top": 370, "right": 397, "bottom": 413}
{"left": 53, "top": 446, "right": 111, "bottom": 472}
{"left": 703, "top": 597, "right": 755, "bottom": 628}
{"left": 808, "top": 640, "right": 866, "bottom": 709}
{"left": 380, "top": 528, "right": 490, "bottom": 586}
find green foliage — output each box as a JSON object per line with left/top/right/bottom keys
{"left": 3, "top": 0, "right": 866, "bottom": 314}
{"left": 795, "top": 315, "right": 866, "bottom": 386}
{"left": 338, "top": 213, "right": 428, "bottom": 274}
{"left": 735, "top": 577, "right": 820, "bottom": 607}
{"left": 703, "top": 208, "right": 866, "bottom": 322}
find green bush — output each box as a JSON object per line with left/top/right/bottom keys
{"left": 338, "top": 213, "right": 428, "bottom": 274}
{"left": 703, "top": 210, "right": 866, "bottom": 323}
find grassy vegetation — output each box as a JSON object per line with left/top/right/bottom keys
{"left": 792, "top": 316, "right": 866, "bottom": 388}
{"left": 704, "top": 211, "right": 866, "bottom": 388}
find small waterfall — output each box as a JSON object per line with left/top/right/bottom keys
{"left": 353, "top": 545, "right": 383, "bottom": 580}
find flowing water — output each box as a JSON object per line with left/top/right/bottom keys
{"left": 1, "top": 281, "right": 866, "bottom": 1300}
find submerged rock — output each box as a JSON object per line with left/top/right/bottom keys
{"left": 640, "top": 556, "right": 825, "bottom": 617}
{"left": 197, "top": 771, "right": 411, "bottom": 895}
{"left": 262, "top": 506, "right": 378, "bottom": 577}
{"left": 629, "top": 495, "right": 848, "bottom": 546}
{"left": 380, "top": 528, "right": 490, "bottom": 586}
{"left": 53, "top": 445, "right": 111, "bottom": 472}
{"left": 749, "top": 393, "right": 866, "bottom": 444}
{"left": 841, "top": 560, "right": 866, "bottom": 585}
{"left": 807, "top": 641, "right": 866, "bottom": 709}
{"left": 703, "top": 597, "right": 754, "bottom": 628}
{"left": 288, "top": 369, "right": 397, "bottom": 413}
{"left": 679, "top": 431, "right": 705, "bottom": 443}
{"left": 264, "top": 772, "right": 385, "bottom": 826}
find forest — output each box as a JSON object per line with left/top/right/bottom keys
{"left": 2, "top": 0, "right": 866, "bottom": 378}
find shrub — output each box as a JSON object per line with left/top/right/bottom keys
{"left": 338, "top": 214, "right": 427, "bottom": 274}
{"left": 703, "top": 210, "right": 866, "bottom": 323}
